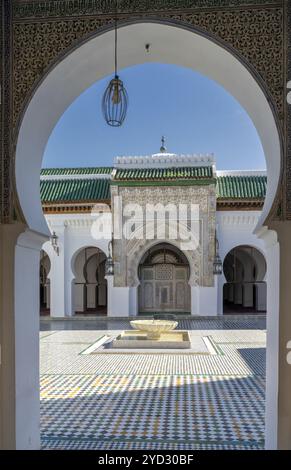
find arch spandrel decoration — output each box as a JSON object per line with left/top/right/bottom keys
{"left": 12, "top": 2, "right": 284, "bottom": 125}
{"left": 0, "top": 0, "right": 289, "bottom": 223}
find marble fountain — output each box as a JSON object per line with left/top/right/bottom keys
{"left": 112, "top": 319, "right": 191, "bottom": 349}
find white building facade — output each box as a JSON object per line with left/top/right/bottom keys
{"left": 40, "top": 153, "right": 268, "bottom": 317}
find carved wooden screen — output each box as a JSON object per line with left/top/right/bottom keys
{"left": 139, "top": 264, "right": 190, "bottom": 313}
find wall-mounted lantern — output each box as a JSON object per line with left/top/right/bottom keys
{"left": 50, "top": 231, "right": 59, "bottom": 256}
{"left": 213, "top": 233, "right": 222, "bottom": 275}
{"left": 105, "top": 240, "right": 114, "bottom": 276}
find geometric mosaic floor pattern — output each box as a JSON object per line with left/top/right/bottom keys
{"left": 40, "top": 317, "right": 266, "bottom": 450}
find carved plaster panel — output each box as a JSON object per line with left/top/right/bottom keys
{"left": 111, "top": 184, "right": 216, "bottom": 288}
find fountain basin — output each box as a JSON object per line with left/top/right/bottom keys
{"left": 130, "top": 319, "right": 178, "bottom": 339}
{"left": 112, "top": 330, "right": 191, "bottom": 349}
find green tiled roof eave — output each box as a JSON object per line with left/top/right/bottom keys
{"left": 40, "top": 178, "right": 111, "bottom": 203}
{"left": 216, "top": 175, "right": 267, "bottom": 199}
{"left": 113, "top": 166, "right": 213, "bottom": 181}
{"left": 110, "top": 178, "right": 216, "bottom": 187}
{"left": 40, "top": 170, "right": 267, "bottom": 203}
{"left": 41, "top": 167, "right": 113, "bottom": 176}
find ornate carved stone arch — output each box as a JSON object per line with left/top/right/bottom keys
{"left": 127, "top": 237, "right": 201, "bottom": 288}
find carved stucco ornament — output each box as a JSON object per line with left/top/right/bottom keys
{"left": 0, "top": 1, "right": 288, "bottom": 223}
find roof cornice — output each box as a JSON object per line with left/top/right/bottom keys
{"left": 216, "top": 170, "right": 267, "bottom": 177}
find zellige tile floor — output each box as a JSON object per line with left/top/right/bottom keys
{"left": 40, "top": 317, "right": 266, "bottom": 450}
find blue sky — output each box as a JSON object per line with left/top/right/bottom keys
{"left": 43, "top": 63, "right": 266, "bottom": 170}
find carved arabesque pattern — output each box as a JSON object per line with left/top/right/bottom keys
{"left": 286, "top": 0, "right": 291, "bottom": 219}
{"left": 13, "top": 0, "right": 282, "bottom": 19}
{"left": 13, "top": 6, "right": 284, "bottom": 127}
{"left": 0, "top": 1, "right": 286, "bottom": 223}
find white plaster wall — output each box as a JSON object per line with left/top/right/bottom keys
{"left": 217, "top": 211, "right": 267, "bottom": 260}
{"left": 44, "top": 213, "right": 109, "bottom": 316}
{"left": 257, "top": 228, "right": 280, "bottom": 449}
{"left": 190, "top": 279, "right": 218, "bottom": 316}
{"left": 106, "top": 277, "right": 130, "bottom": 317}
{"left": 198, "top": 285, "right": 218, "bottom": 316}
{"left": 43, "top": 211, "right": 270, "bottom": 317}
{"left": 15, "top": 230, "right": 47, "bottom": 449}
{"left": 216, "top": 211, "right": 267, "bottom": 314}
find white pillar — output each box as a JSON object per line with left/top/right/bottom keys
{"left": 199, "top": 284, "right": 218, "bottom": 316}
{"left": 106, "top": 276, "right": 130, "bottom": 316}
{"left": 190, "top": 285, "right": 199, "bottom": 315}
{"left": 255, "top": 282, "right": 267, "bottom": 311}
{"left": 44, "top": 282, "right": 50, "bottom": 308}
{"left": 129, "top": 286, "right": 138, "bottom": 316}
{"left": 14, "top": 229, "right": 47, "bottom": 449}
{"left": 98, "top": 283, "right": 107, "bottom": 306}
{"left": 45, "top": 226, "right": 68, "bottom": 317}
{"left": 74, "top": 283, "right": 85, "bottom": 312}
{"left": 234, "top": 283, "right": 243, "bottom": 304}
{"left": 86, "top": 283, "right": 97, "bottom": 308}
{"left": 258, "top": 228, "right": 279, "bottom": 449}
{"left": 243, "top": 283, "right": 254, "bottom": 307}
{"left": 217, "top": 274, "right": 225, "bottom": 315}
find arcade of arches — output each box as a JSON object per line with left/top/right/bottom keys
{"left": 1, "top": 0, "right": 291, "bottom": 451}
{"left": 73, "top": 247, "right": 107, "bottom": 315}
{"left": 223, "top": 246, "right": 267, "bottom": 315}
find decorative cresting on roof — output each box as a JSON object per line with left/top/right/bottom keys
{"left": 216, "top": 174, "right": 267, "bottom": 199}
{"left": 40, "top": 177, "right": 111, "bottom": 203}
{"left": 114, "top": 154, "right": 215, "bottom": 168}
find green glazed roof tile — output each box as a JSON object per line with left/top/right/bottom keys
{"left": 40, "top": 168, "right": 267, "bottom": 203}
{"left": 113, "top": 166, "right": 213, "bottom": 181}
{"left": 41, "top": 167, "right": 112, "bottom": 176}
{"left": 216, "top": 175, "right": 267, "bottom": 199}
{"left": 40, "top": 178, "right": 110, "bottom": 203}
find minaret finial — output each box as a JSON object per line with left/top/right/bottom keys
{"left": 160, "top": 136, "right": 166, "bottom": 153}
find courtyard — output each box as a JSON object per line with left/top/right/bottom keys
{"left": 40, "top": 316, "right": 266, "bottom": 450}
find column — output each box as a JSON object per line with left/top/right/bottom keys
{"left": 86, "top": 283, "right": 97, "bottom": 308}
{"left": 106, "top": 276, "right": 130, "bottom": 316}
{"left": 129, "top": 286, "right": 138, "bottom": 316}
{"left": 243, "top": 283, "right": 253, "bottom": 307}
{"left": 217, "top": 274, "right": 225, "bottom": 315}
{"left": 234, "top": 283, "right": 243, "bottom": 304}
{"left": 198, "top": 280, "right": 219, "bottom": 316}
{"left": 259, "top": 227, "right": 279, "bottom": 449}
{"left": 266, "top": 222, "right": 291, "bottom": 449}
{"left": 255, "top": 282, "right": 267, "bottom": 311}
{"left": 0, "top": 225, "right": 47, "bottom": 449}
{"left": 190, "top": 285, "right": 199, "bottom": 315}
{"left": 47, "top": 225, "right": 66, "bottom": 317}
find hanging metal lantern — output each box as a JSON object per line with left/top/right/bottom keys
{"left": 213, "top": 254, "right": 223, "bottom": 275}
{"left": 50, "top": 231, "right": 59, "bottom": 256}
{"left": 213, "top": 233, "right": 223, "bottom": 275}
{"left": 105, "top": 240, "right": 114, "bottom": 276}
{"left": 102, "top": 2, "right": 128, "bottom": 127}
{"left": 102, "top": 75, "right": 128, "bottom": 127}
